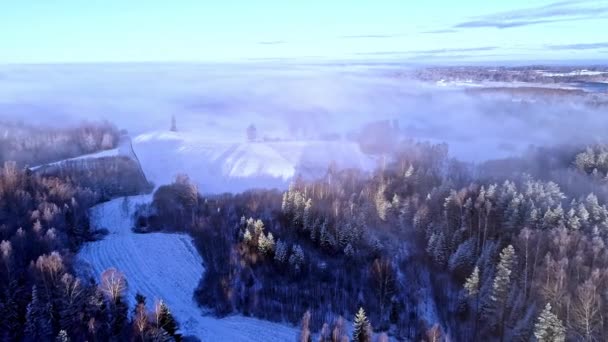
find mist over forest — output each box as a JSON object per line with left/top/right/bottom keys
{"left": 2, "top": 63, "right": 606, "bottom": 162}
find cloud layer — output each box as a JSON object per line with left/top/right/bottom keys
{"left": 454, "top": 0, "right": 608, "bottom": 29}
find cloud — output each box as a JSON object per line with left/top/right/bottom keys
{"left": 415, "top": 46, "right": 498, "bottom": 54}
{"left": 454, "top": 0, "right": 608, "bottom": 29}
{"left": 258, "top": 40, "right": 286, "bottom": 45}
{"left": 547, "top": 42, "right": 608, "bottom": 50}
{"left": 421, "top": 29, "right": 458, "bottom": 34}
{"left": 339, "top": 34, "right": 405, "bottom": 39}
{"left": 355, "top": 46, "right": 497, "bottom": 57}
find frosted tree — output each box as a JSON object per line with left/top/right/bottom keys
{"left": 533, "top": 303, "right": 565, "bottom": 342}
{"left": 133, "top": 294, "right": 148, "bottom": 341}
{"left": 274, "top": 240, "right": 288, "bottom": 264}
{"left": 258, "top": 232, "right": 275, "bottom": 255}
{"left": 155, "top": 300, "right": 179, "bottom": 338}
{"left": 55, "top": 330, "right": 70, "bottom": 342}
{"left": 243, "top": 229, "right": 253, "bottom": 244}
{"left": 352, "top": 307, "right": 372, "bottom": 342}
{"left": 571, "top": 278, "right": 601, "bottom": 341}
{"left": 375, "top": 182, "right": 391, "bottom": 221}
{"left": 289, "top": 244, "right": 305, "bottom": 272}
{"left": 464, "top": 266, "right": 480, "bottom": 298}
{"left": 344, "top": 243, "right": 354, "bottom": 258}
{"left": 487, "top": 245, "right": 517, "bottom": 340}
{"left": 303, "top": 198, "right": 313, "bottom": 231}
{"left": 100, "top": 133, "right": 114, "bottom": 149}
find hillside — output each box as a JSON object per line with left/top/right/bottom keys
{"left": 131, "top": 131, "right": 376, "bottom": 193}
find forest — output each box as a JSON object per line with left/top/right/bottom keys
{"left": 137, "top": 139, "right": 608, "bottom": 341}
{"left": 4, "top": 118, "right": 608, "bottom": 341}
{"left": 0, "top": 121, "right": 180, "bottom": 341}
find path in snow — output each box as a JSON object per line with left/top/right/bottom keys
{"left": 78, "top": 196, "right": 298, "bottom": 341}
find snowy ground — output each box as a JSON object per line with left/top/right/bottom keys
{"left": 78, "top": 195, "right": 298, "bottom": 341}
{"left": 132, "top": 131, "right": 376, "bottom": 193}
{"left": 29, "top": 148, "right": 120, "bottom": 171}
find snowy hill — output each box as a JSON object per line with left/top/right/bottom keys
{"left": 132, "top": 131, "right": 376, "bottom": 193}
{"left": 78, "top": 195, "right": 298, "bottom": 341}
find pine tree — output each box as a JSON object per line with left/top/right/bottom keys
{"left": 289, "top": 245, "right": 305, "bottom": 272}
{"left": 464, "top": 266, "right": 480, "bottom": 297}
{"left": 274, "top": 240, "right": 288, "bottom": 264}
{"left": 534, "top": 303, "right": 565, "bottom": 342}
{"left": 352, "top": 307, "right": 372, "bottom": 342}
{"left": 24, "top": 285, "right": 53, "bottom": 342}
{"left": 156, "top": 300, "right": 180, "bottom": 340}
{"left": 488, "top": 245, "right": 517, "bottom": 341}
{"left": 491, "top": 245, "right": 516, "bottom": 304}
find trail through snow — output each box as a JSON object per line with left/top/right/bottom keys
{"left": 78, "top": 196, "right": 298, "bottom": 341}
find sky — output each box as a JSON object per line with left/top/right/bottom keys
{"left": 0, "top": 0, "right": 607, "bottom": 64}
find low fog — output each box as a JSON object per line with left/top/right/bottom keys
{"left": 0, "top": 62, "right": 605, "bottom": 161}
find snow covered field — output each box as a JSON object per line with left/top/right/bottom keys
{"left": 29, "top": 148, "right": 120, "bottom": 171}
{"left": 132, "top": 131, "right": 376, "bottom": 193}
{"left": 78, "top": 195, "right": 298, "bottom": 341}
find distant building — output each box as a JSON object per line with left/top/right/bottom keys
{"left": 170, "top": 115, "right": 177, "bottom": 132}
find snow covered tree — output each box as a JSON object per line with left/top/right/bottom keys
{"left": 155, "top": 300, "right": 180, "bottom": 339}
{"left": 56, "top": 330, "right": 69, "bottom": 342}
{"left": 486, "top": 245, "right": 517, "bottom": 340}
{"left": 533, "top": 303, "right": 565, "bottom": 342}
{"left": 375, "top": 183, "right": 391, "bottom": 221}
{"left": 243, "top": 229, "right": 253, "bottom": 244}
{"left": 352, "top": 307, "right": 372, "bottom": 342}
{"left": 274, "top": 240, "right": 288, "bottom": 264}
{"left": 303, "top": 198, "right": 313, "bottom": 231}
{"left": 344, "top": 243, "right": 354, "bottom": 258}
{"left": 258, "top": 232, "right": 275, "bottom": 256}
{"left": 464, "top": 266, "right": 480, "bottom": 298}
{"left": 289, "top": 244, "right": 305, "bottom": 272}
{"left": 571, "top": 278, "right": 601, "bottom": 341}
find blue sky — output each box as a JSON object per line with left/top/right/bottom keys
{"left": 1, "top": 0, "right": 607, "bottom": 63}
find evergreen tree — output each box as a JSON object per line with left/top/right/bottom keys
{"left": 352, "top": 307, "right": 372, "bottom": 342}
{"left": 156, "top": 300, "right": 180, "bottom": 340}
{"left": 274, "top": 240, "right": 288, "bottom": 264}
{"left": 487, "top": 245, "right": 517, "bottom": 341}
{"left": 464, "top": 266, "right": 480, "bottom": 298}
{"left": 24, "top": 285, "right": 53, "bottom": 342}
{"left": 533, "top": 303, "right": 565, "bottom": 342}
